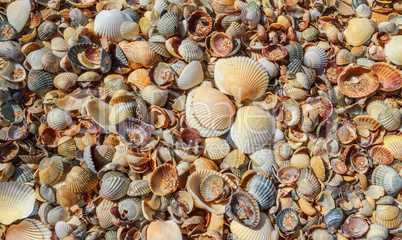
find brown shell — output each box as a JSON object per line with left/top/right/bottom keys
{"left": 370, "top": 62, "right": 402, "bottom": 92}
{"left": 149, "top": 164, "right": 178, "bottom": 196}
{"left": 262, "top": 44, "right": 288, "bottom": 61}
{"left": 338, "top": 64, "right": 379, "bottom": 98}
{"left": 187, "top": 11, "right": 213, "bottom": 41}
{"left": 337, "top": 120, "right": 357, "bottom": 144}
{"left": 351, "top": 152, "right": 369, "bottom": 173}
{"left": 370, "top": 146, "right": 394, "bottom": 166}
{"left": 209, "top": 32, "right": 233, "bottom": 57}
{"left": 277, "top": 166, "right": 300, "bottom": 185}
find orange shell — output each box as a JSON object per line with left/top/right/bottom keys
{"left": 262, "top": 44, "right": 288, "bottom": 61}
{"left": 187, "top": 11, "right": 213, "bottom": 41}
{"left": 369, "top": 145, "right": 394, "bottom": 166}
{"left": 338, "top": 64, "right": 379, "bottom": 98}
{"left": 209, "top": 32, "right": 233, "bottom": 57}
{"left": 370, "top": 62, "right": 402, "bottom": 92}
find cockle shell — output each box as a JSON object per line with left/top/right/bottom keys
{"left": 150, "top": 164, "right": 178, "bottom": 196}
{"left": 370, "top": 62, "right": 402, "bottom": 91}
{"left": 94, "top": 9, "right": 133, "bottom": 42}
{"left": 303, "top": 46, "right": 329, "bottom": 72}
{"left": 226, "top": 189, "right": 260, "bottom": 228}
{"left": 65, "top": 166, "right": 99, "bottom": 193}
{"left": 120, "top": 21, "right": 139, "bottom": 40}
{"left": 178, "top": 38, "right": 204, "bottom": 62}
{"left": 338, "top": 64, "right": 379, "bottom": 98}
{"left": 97, "top": 199, "right": 118, "bottom": 229}
{"left": 147, "top": 220, "right": 183, "bottom": 240}
{"left": 176, "top": 61, "right": 204, "bottom": 90}
{"left": 122, "top": 41, "right": 162, "bottom": 68}
{"left": 384, "top": 135, "right": 402, "bottom": 160}
{"left": 47, "top": 108, "right": 73, "bottom": 131}
{"left": 157, "top": 12, "right": 179, "bottom": 38}
{"left": 296, "top": 169, "right": 321, "bottom": 201}
{"left": 6, "top": 219, "right": 52, "bottom": 240}
{"left": 373, "top": 204, "right": 402, "bottom": 229}
{"left": 141, "top": 85, "right": 168, "bottom": 107}
{"left": 247, "top": 174, "right": 276, "bottom": 210}
{"left": 214, "top": 56, "right": 268, "bottom": 101}
{"left": 6, "top": 0, "right": 31, "bottom": 33}
{"left": 230, "top": 212, "right": 273, "bottom": 240}
{"left": 384, "top": 36, "right": 402, "bottom": 66}
{"left": 231, "top": 106, "right": 275, "bottom": 154}
{"left": 336, "top": 49, "right": 356, "bottom": 65}
{"left": 276, "top": 208, "right": 299, "bottom": 233}
{"left": 202, "top": 137, "right": 230, "bottom": 160}
{"left": 372, "top": 165, "right": 402, "bottom": 196}
{"left": 344, "top": 18, "right": 375, "bottom": 46}
{"left": 378, "top": 108, "right": 401, "bottom": 131}
{"left": 99, "top": 172, "right": 130, "bottom": 200}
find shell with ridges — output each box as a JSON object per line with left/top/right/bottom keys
{"left": 65, "top": 166, "right": 99, "bottom": 194}
{"left": 384, "top": 36, "right": 402, "bottom": 66}
{"left": 370, "top": 62, "right": 402, "bottom": 91}
{"left": 230, "top": 212, "right": 273, "bottom": 240}
{"left": 378, "top": 108, "right": 401, "bottom": 131}
{"left": 344, "top": 18, "right": 375, "bottom": 47}
{"left": 6, "top": 219, "right": 52, "bottom": 240}
{"left": 373, "top": 204, "right": 402, "bottom": 229}
{"left": 371, "top": 165, "right": 402, "bottom": 196}
{"left": 99, "top": 171, "right": 130, "bottom": 200}
{"left": 6, "top": 0, "right": 31, "bottom": 33}
{"left": 94, "top": 9, "right": 133, "bottom": 42}
{"left": 303, "top": 46, "right": 329, "bottom": 72}
{"left": 246, "top": 174, "right": 276, "bottom": 210}
{"left": 150, "top": 164, "right": 178, "bottom": 196}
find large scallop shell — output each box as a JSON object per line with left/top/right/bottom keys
{"left": 6, "top": 219, "right": 52, "bottom": 240}
{"left": 370, "top": 62, "right": 402, "bottom": 91}
{"left": 6, "top": 0, "right": 31, "bottom": 33}
{"left": 94, "top": 9, "right": 133, "bottom": 42}
{"left": 230, "top": 212, "right": 273, "bottom": 240}
{"left": 230, "top": 106, "right": 275, "bottom": 154}
{"left": 344, "top": 18, "right": 375, "bottom": 46}
{"left": 214, "top": 56, "right": 269, "bottom": 101}
{"left": 338, "top": 64, "right": 379, "bottom": 98}
{"left": 303, "top": 46, "right": 329, "bottom": 72}
{"left": 185, "top": 84, "right": 235, "bottom": 137}
{"left": 384, "top": 36, "right": 402, "bottom": 66}
{"left": 0, "top": 182, "right": 36, "bottom": 225}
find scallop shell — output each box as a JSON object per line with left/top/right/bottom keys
{"left": 85, "top": 98, "right": 116, "bottom": 133}
{"left": 336, "top": 49, "right": 356, "bottom": 66}
{"left": 247, "top": 174, "right": 276, "bottom": 210}
{"left": 178, "top": 38, "right": 204, "bottom": 62}
{"left": 384, "top": 135, "right": 402, "bottom": 160}
{"left": 97, "top": 199, "right": 118, "bottom": 229}
{"left": 94, "top": 9, "right": 133, "bottom": 42}
{"left": 6, "top": 0, "right": 31, "bottom": 33}
{"left": 99, "top": 171, "right": 130, "bottom": 200}
{"left": 226, "top": 22, "right": 245, "bottom": 39}
{"left": 127, "top": 180, "right": 151, "bottom": 196}
{"left": 231, "top": 106, "right": 275, "bottom": 154}
{"left": 0, "top": 41, "right": 24, "bottom": 63}
{"left": 276, "top": 208, "right": 299, "bottom": 233}
{"left": 147, "top": 220, "right": 182, "bottom": 240}
{"left": 40, "top": 52, "right": 61, "bottom": 73}
{"left": 122, "top": 41, "right": 162, "bottom": 68}
{"left": 185, "top": 84, "right": 235, "bottom": 137}
{"left": 323, "top": 208, "right": 344, "bottom": 228}
{"left": 262, "top": 44, "right": 288, "bottom": 61}
{"left": 373, "top": 204, "right": 402, "bottom": 229}
{"left": 296, "top": 169, "right": 321, "bottom": 201}
{"left": 54, "top": 72, "right": 78, "bottom": 91}
{"left": 0, "top": 182, "right": 36, "bottom": 225}
{"left": 209, "top": 32, "right": 233, "bottom": 57}
{"left": 302, "top": 27, "right": 320, "bottom": 41}
{"left": 141, "top": 85, "right": 168, "bottom": 107}
{"left": 157, "top": 12, "right": 179, "bottom": 38}
{"left": 202, "top": 137, "right": 230, "bottom": 160}
{"left": 366, "top": 224, "right": 388, "bottom": 240}
{"left": 6, "top": 219, "right": 52, "bottom": 240}
{"left": 338, "top": 64, "right": 379, "bottom": 98}
{"left": 65, "top": 166, "right": 99, "bottom": 194}
{"left": 286, "top": 41, "right": 303, "bottom": 63}
{"left": 128, "top": 69, "right": 151, "bottom": 91}
{"left": 341, "top": 215, "right": 369, "bottom": 238}
{"left": 384, "top": 36, "right": 402, "bottom": 66}
{"left": 351, "top": 152, "right": 369, "bottom": 173}
{"left": 27, "top": 70, "right": 54, "bottom": 93}
{"left": 372, "top": 165, "right": 402, "bottom": 196}
{"left": 109, "top": 101, "right": 137, "bottom": 127}
{"left": 39, "top": 156, "right": 64, "bottom": 186}
{"left": 47, "top": 108, "right": 73, "bottom": 131}
{"left": 370, "top": 146, "right": 393, "bottom": 166}
{"left": 55, "top": 221, "right": 73, "bottom": 239}
{"left": 378, "top": 108, "right": 401, "bottom": 131}
{"left": 117, "top": 197, "right": 143, "bottom": 221}
{"left": 150, "top": 164, "right": 178, "bottom": 196}
{"left": 12, "top": 164, "right": 35, "bottom": 182}
{"left": 344, "top": 18, "right": 375, "bottom": 46}
{"left": 370, "top": 62, "right": 402, "bottom": 91}
{"left": 230, "top": 212, "right": 273, "bottom": 240}
{"left": 303, "top": 46, "right": 329, "bottom": 72}
{"left": 214, "top": 56, "right": 268, "bottom": 101}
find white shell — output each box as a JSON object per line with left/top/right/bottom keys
{"left": 303, "top": 46, "right": 329, "bottom": 72}
{"left": 231, "top": 212, "right": 274, "bottom": 240}
{"left": 6, "top": 0, "right": 31, "bottom": 33}
{"left": 176, "top": 61, "right": 204, "bottom": 90}
{"left": 384, "top": 36, "right": 402, "bottom": 66}
{"left": 258, "top": 58, "right": 279, "bottom": 79}
{"left": 94, "top": 9, "right": 133, "bottom": 42}
{"left": 47, "top": 108, "right": 73, "bottom": 131}
{"left": 84, "top": 98, "right": 117, "bottom": 133}
{"left": 231, "top": 106, "right": 275, "bottom": 154}
{"left": 120, "top": 21, "right": 139, "bottom": 40}
{"left": 0, "top": 182, "right": 36, "bottom": 225}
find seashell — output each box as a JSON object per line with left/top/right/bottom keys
{"left": 257, "top": 58, "right": 279, "bottom": 79}
{"left": 323, "top": 208, "right": 344, "bottom": 228}
{"left": 282, "top": 98, "right": 300, "bottom": 126}
{"left": 40, "top": 52, "right": 61, "bottom": 73}
{"left": 47, "top": 108, "right": 73, "bottom": 131}
{"left": 370, "top": 62, "right": 402, "bottom": 91}
{"left": 341, "top": 215, "right": 369, "bottom": 238}
{"left": 378, "top": 21, "right": 399, "bottom": 36}
{"left": 276, "top": 208, "right": 299, "bottom": 233}
{"left": 378, "top": 108, "right": 401, "bottom": 131}
{"left": 175, "top": 61, "right": 203, "bottom": 90}
{"left": 127, "top": 180, "right": 151, "bottom": 196}
{"left": 370, "top": 146, "right": 393, "bottom": 166}
{"left": 116, "top": 118, "right": 151, "bottom": 148}
{"left": 247, "top": 174, "right": 276, "bottom": 210}
{"left": 69, "top": 43, "right": 112, "bottom": 73}
{"left": 56, "top": 185, "right": 79, "bottom": 207}
{"left": 296, "top": 169, "right": 321, "bottom": 201}
{"left": 122, "top": 41, "right": 162, "bottom": 68}
{"left": 0, "top": 20, "right": 17, "bottom": 41}
{"left": 84, "top": 144, "right": 115, "bottom": 173}
{"left": 120, "top": 21, "right": 139, "bottom": 40}
{"left": 85, "top": 98, "right": 116, "bottom": 133}
{"left": 283, "top": 84, "right": 308, "bottom": 100}
{"left": 262, "top": 44, "right": 288, "bottom": 61}
{"left": 128, "top": 69, "right": 151, "bottom": 91}
{"left": 157, "top": 12, "right": 179, "bottom": 38}
{"left": 149, "top": 42, "right": 171, "bottom": 58}
{"left": 39, "top": 184, "right": 56, "bottom": 204}
{"left": 310, "top": 156, "right": 325, "bottom": 181}
{"left": 27, "top": 70, "right": 54, "bottom": 93}
{"left": 69, "top": 8, "right": 88, "bottom": 26}
{"left": 226, "top": 189, "right": 260, "bottom": 228}
{"left": 303, "top": 46, "right": 329, "bottom": 72}
{"left": 54, "top": 72, "right": 78, "bottom": 92}
{"left": 336, "top": 49, "right": 356, "bottom": 65}
{"left": 384, "top": 36, "right": 402, "bottom": 65}
{"left": 367, "top": 99, "right": 388, "bottom": 119}
{"left": 372, "top": 165, "right": 402, "bottom": 197}
{"left": 6, "top": 0, "right": 31, "bottom": 33}
{"left": 0, "top": 61, "right": 26, "bottom": 83}
{"left": 209, "top": 32, "right": 233, "bottom": 57}
{"left": 199, "top": 173, "right": 225, "bottom": 202}
{"left": 286, "top": 41, "right": 303, "bottom": 63}
{"left": 0, "top": 182, "right": 36, "bottom": 225}
{"left": 141, "top": 85, "right": 168, "bottom": 107}
{"left": 39, "top": 156, "right": 64, "bottom": 186}
{"left": 366, "top": 224, "right": 388, "bottom": 240}
{"left": 97, "top": 199, "right": 118, "bottom": 229}
{"left": 150, "top": 164, "right": 178, "bottom": 196}
{"left": 215, "top": 56, "right": 268, "bottom": 101}
{"left": 355, "top": 4, "right": 371, "bottom": 18}
{"left": 47, "top": 206, "right": 69, "bottom": 226}
{"left": 65, "top": 166, "right": 99, "bottom": 193}
{"left": 226, "top": 22, "right": 245, "bottom": 39}
{"left": 94, "top": 9, "right": 133, "bottom": 42}
{"left": 99, "top": 171, "right": 130, "bottom": 200}
{"left": 6, "top": 219, "right": 52, "bottom": 240}
{"left": 338, "top": 64, "right": 379, "bottom": 98}
{"left": 202, "top": 137, "right": 230, "bottom": 160}
{"left": 0, "top": 41, "right": 24, "bottom": 63}
{"left": 55, "top": 221, "right": 73, "bottom": 239}
{"left": 178, "top": 38, "right": 204, "bottom": 62}
{"left": 231, "top": 106, "right": 274, "bottom": 154}
{"left": 230, "top": 212, "right": 273, "bottom": 240}
{"left": 0, "top": 101, "right": 24, "bottom": 124}
{"left": 170, "top": 191, "right": 194, "bottom": 217}
{"left": 186, "top": 84, "right": 235, "bottom": 137}
{"left": 109, "top": 101, "right": 137, "bottom": 128}
{"left": 302, "top": 27, "right": 320, "bottom": 41}
{"left": 26, "top": 49, "right": 47, "bottom": 70}
{"left": 351, "top": 152, "right": 369, "bottom": 173}
{"left": 187, "top": 11, "right": 213, "bottom": 41}
{"left": 344, "top": 18, "right": 375, "bottom": 47}
{"left": 117, "top": 197, "right": 143, "bottom": 221}
{"left": 373, "top": 204, "right": 402, "bottom": 229}
{"left": 38, "top": 21, "right": 57, "bottom": 40}
{"left": 11, "top": 164, "right": 35, "bottom": 182}
{"left": 147, "top": 220, "right": 182, "bottom": 240}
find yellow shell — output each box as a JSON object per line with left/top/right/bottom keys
{"left": 202, "top": 137, "right": 230, "bottom": 160}
{"left": 343, "top": 18, "right": 375, "bottom": 47}
{"left": 373, "top": 205, "right": 402, "bottom": 229}
{"left": 310, "top": 156, "right": 325, "bottom": 181}
{"left": 384, "top": 36, "right": 402, "bottom": 66}
{"left": 147, "top": 220, "right": 183, "bottom": 240}
{"left": 383, "top": 135, "right": 402, "bottom": 160}
{"left": 65, "top": 166, "right": 99, "bottom": 194}
{"left": 231, "top": 212, "right": 273, "bottom": 240}
{"left": 121, "top": 41, "right": 162, "bottom": 68}
{"left": 127, "top": 68, "right": 151, "bottom": 91}
{"left": 214, "top": 56, "right": 269, "bottom": 101}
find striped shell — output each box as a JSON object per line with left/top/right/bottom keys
{"left": 372, "top": 165, "right": 402, "bottom": 196}
{"left": 384, "top": 135, "right": 402, "bottom": 160}
{"left": 96, "top": 199, "right": 118, "bottom": 229}
{"left": 230, "top": 212, "right": 273, "bottom": 240}
{"left": 226, "top": 189, "right": 260, "bottom": 228}
{"left": 147, "top": 220, "right": 182, "bottom": 240}
{"left": 157, "top": 12, "right": 179, "bottom": 38}
{"left": 344, "top": 18, "right": 375, "bottom": 46}
{"left": 47, "top": 108, "right": 73, "bottom": 131}
{"left": 65, "top": 166, "right": 99, "bottom": 194}
{"left": 303, "top": 46, "right": 329, "bottom": 72}
{"left": 384, "top": 36, "right": 402, "bottom": 66}
{"left": 99, "top": 171, "right": 130, "bottom": 200}
{"left": 94, "top": 9, "right": 133, "bottom": 42}
{"left": 6, "top": 0, "right": 31, "bottom": 33}
{"left": 27, "top": 70, "right": 54, "bottom": 93}
{"left": 373, "top": 204, "right": 402, "bottom": 229}
{"left": 296, "top": 169, "right": 321, "bottom": 201}
{"left": 247, "top": 174, "right": 276, "bottom": 210}
{"left": 338, "top": 64, "right": 379, "bottom": 98}
{"left": 122, "top": 41, "right": 162, "bottom": 68}
{"left": 6, "top": 219, "right": 52, "bottom": 240}
{"left": 370, "top": 62, "right": 402, "bottom": 91}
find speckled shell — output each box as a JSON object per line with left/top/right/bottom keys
{"left": 214, "top": 56, "right": 268, "bottom": 101}
{"left": 384, "top": 36, "right": 402, "bottom": 66}
{"left": 338, "top": 64, "right": 379, "bottom": 98}
{"left": 247, "top": 174, "right": 276, "bottom": 210}
{"left": 230, "top": 106, "right": 275, "bottom": 154}
{"left": 276, "top": 208, "right": 299, "bottom": 232}
{"left": 0, "top": 182, "right": 36, "bottom": 225}
{"left": 344, "top": 18, "right": 375, "bottom": 47}
{"left": 94, "top": 9, "right": 133, "bottom": 42}
{"left": 226, "top": 189, "right": 260, "bottom": 227}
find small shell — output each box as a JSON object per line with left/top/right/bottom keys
{"left": 384, "top": 36, "right": 402, "bottom": 66}
{"left": 0, "top": 182, "right": 36, "bottom": 225}
{"left": 209, "top": 32, "right": 233, "bottom": 57}
{"left": 355, "top": 4, "right": 371, "bottom": 18}
{"left": 302, "top": 27, "right": 320, "bottom": 41}
{"left": 141, "top": 85, "right": 168, "bottom": 107}
{"left": 115, "top": 118, "right": 152, "bottom": 148}
{"left": 39, "top": 156, "right": 64, "bottom": 186}
{"left": 157, "top": 12, "right": 179, "bottom": 38}
{"left": 336, "top": 49, "right": 356, "bottom": 65}
{"left": 99, "top": 171, "right": 130, "bottom": 200}
{"left": 277, "top": 166, "right": 300, "bottom": 185}
{"left": 147, "top": 220, "right": 182, "bottom": 240}
{"left": 27, "top": 70, "right": 54, "bottom": 93}
{"left": 373, "top": 204, "right": 402, "bottom": 229}
{"left": 47, "top": 108, "right": 73, "bottom": 131}
{"left": 127, "top": 180, "right": 150, "bottom": 196}
{"left": 344, "top": 17, "right": 375, "bottom": 47}
{"left": 341, "top": 215, "right": 369, "bottom": 238}
{"left": 323, "top": 208, "right": 344, "bottom": 228}
{"left": 282, "top": 98, "right": 300, "bottom": 126}
{"left": 338, "top": 64, "right": 379, "bottom": 98}
{"left": 176, "top": 61, "right": 204, "bottom": 90}
{"left": 286, "top": 42, "right": 303, "bottom": 63}
{"left": 226, "top": 22, "right": 245, "bottom": 39}
{"left": 310, "top": 156, "right": 325, "bottom": 181}
{"left": 6, "top": 0, "right": 31, "bottom": 33}
{"left": 370, "top": 146, "right": 393, "bottom": 166}
{"left": 94, "top": 9, "right": 133, "bottom": 42}
{"left": 370, "top": 62, "right": 402, "bottom": 91}
{"left": 0, "top": 62, "right": 26, "bottom": 83}
{"left": 276, "top": 208, "right": 299, "bottom": 233}
{"left": 296, "top": 169, "right": 321, "bottom": 201}
{"left": 122, "top": 41, "right": 162, "bottom": 68}
{"left": 150, "top": 164, "right": 178, "bottom": 196}
{"left": 200, "top": 173, "right": 225, "bottom": 201}
{"left": 372, "top": 165, "right": 402, "bottom": 196}
{"left": 117, "top": 197, "right": 143, "bottom": 221}
{"left": 230, "top": 212, "right": 274, "bottom": 240}
{"left": 0, "top": 41, "right": 24, "bottom": 63}
{"left": 188, "top": 11, "right": 213, "bottom": 40}
{"left": 38, "top": 21, "right": 57, "bottom": 40}
{"left": 65, "top": 166, "right": 99, "bottom": 194}
{"left": 247, "top": 174, "right": 276, "bottom": 210}
{"left": 97, "top": 199, "right": 118, "bottom": 229}
{"left": 120, "top": 21, "right": 139, "bottom": 40}
{"left": 226, "top": 189, "right": 260, "bottom": 228}
{"left": 262, "top": 44, "right": 288, "bottom": 61}
{"left": 202, "top": 137, "right": 230, "bottom": 160}
{"left": 378, "top": 21, "right": 399, "bottom": 35}
{"left": 55, "top": 221, "right": 73, "bottom": 239}
{"left": 351, "top": 152, "right": 369, "bottom": 173}
{"left": 128, "top": 69, "right": 151, "bottom": 91}
{"left": 0, "top": 101, "right": 24, "bottom": 124}
{"left": 54, "top": 72, "right": 78, "bottom": 91}
{"left": 178, "top": 38, "right": 204, "bottom": 62}
{"left": 303, "top": 46, "right": 329, "bottom": 72}
{"left": 366, "top": 224, "right": 388, "bottom": 240}
{"left": 40, "top": 52, "right": 61, "bottom": 73}
{"left": 378, "top": 108, "right": 401, "bottom": 131}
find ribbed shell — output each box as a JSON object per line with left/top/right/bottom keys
{"left": 286, "top": 41, "right": 303, "bottom": 63}
{"left": 47, "top": 108, "right": 72, "bottom": 131}
{"left": 214, "top": 56, "right": 268, "bottom": 101}
{"left": 11, "top": 164, "right": 35, "bottom": 182}
{"left": 94, "top": 9, "right": 133, "bottom": 42}
{"left": 122, "top": 41, "right": 162, "bottom": 68}
{"left": 150, "top": 164, "right": 178, "bottom": 196}
{"left": 120, "top": 21, "right": 139, "bottom": 40}
{"left": 303, "top": 46, "right": 329, "bottom": 72}
{"left": 296, "top": 169, "right": 321, "bottom": 201}
{"left": 0, "top": 101, "right": 24, "bottom": 124}
{"left": 157, "top": 12, "right": 179, "bottom": 38}
{"left": 27, "top": 70, "right": 54, "bottom": 93}
{"left": 6, "top": 0, "right": 31, "bottom": 33}
{"left": 0, "top": 41, "right": 24, "bottom": 63}
{"left": 276, "top": 208, "right": 299, "bottom": 232}
{"left": 370, "top": 62, "right": 402, "bottom": 91}
{"left": 39, "top": 157, "right": 64, "bottom": 186}
{"left": 178, "top": 39, "right": 204, "bottom": 62}
{"left": 247, "top": 175, "right": 276, "bottom": 210}
{"left": 65, "top": 166, "right": 99, "bottom": 194}
{"left": 0, "top": 182, "right": 36, "bottom": 225}
{"left": 176, "top": 61, "right": 204, "bottom": 90}
{"left": 384, "top": 36, "right": 402, "bottom": 66}
{"left": 366, "top": 224, "right": 388, "bottom": 240}
{"left": 55, "top": 221, "right": 73, "bottom": 239}
{"left": 127, "top": 180, "right": 151, "bottom": 196}
{"left": 147, "top": 220, "right": 183, "bottom": 240}
{"left": 384, "top": 135, "right": 402, "bottom": 160}
{"left": 185, "top": 85, "right": 235, "bottom": 137}
{"left": 230, "top": 106, "right": 275, "bottom": 154}
{"left": 373, "top": 205, "right": 402, "bottom": 229}
{"left": 378, "top": 108, "right": 401, "bottom": 131}
{"left": 323, "top": 208, "right": 344, "bottom": 229}
{"left": 109, "top": 101, "right": 137, "bottom": 127}
{"left": 118, "top": 197, "right": 143, "bottom": 221}
{"left": 226, "top": 190, "right": 260, "bottom": 228}
{"left": 96, "top": 199, "right": 118, "bottom": 229}
{"left": 99, "top": 172, "right": 130, "bottom": 200}
{"left": 141, "top": 85, "right": 168, "bottom": 107}
{"left": 344, "top": 18, "right": 375, "bottom": 46}
{"left": 231, "top": 212, "right": 273, "bottom": 240}
{"left": 6, "top": 219, "right": 52, "bottom": 240}
{"left": 372, "top": 165, "right": 402, "bottom": 196}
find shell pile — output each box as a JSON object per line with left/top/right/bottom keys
{"left": 1, "top": 0, "right": 402, "bottom": 239}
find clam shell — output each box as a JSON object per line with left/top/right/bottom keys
{"left": 116, "top": 118, "right": 152, "bottom": 148}
{"left": 47, "top": 206, "right": 69, "bottom": 226}
{"left": 0, "top": 41, "right": 24, "bottom": 63}
{"left": 226, "top": 22, "right": 245, "bottom": 39}
{"left": 323, "top": 208, "right": 344, "bottom": 228}
{"left": 0, "top": 182, "right": 36, "bottom": 225}
{"left": 370, "top": 146, "right": 393, "bottom": 166}
{"left": 27, "top": 70, "right": 54, "bottom": 93}
{"left": 27, "top": 49, "right": 48, "bottom": 70}
{"left": 296, "top": 169, "right": 321, "bottom": 201}
{"left": 276, "top": 208, "right": 299, "bottom": 233}
{"left": 38, "top": 21, "right": 57, "bottom": 40}
{"left": 147, "top": 220, "right": 182, "bottom": 240}
{"left": 230, "top": 212, "right": 273, "bottom": 240}
{"left": 85, "top": 98, "right": 116, "bottom": 133}
{"left": 230, "top": 106, "right": 275, "bottom": 154}
{"left": 378, "top": 108, "right": 401, "bottom": 131}
{"left": 99, "top": 171, "right": 130, "bottom": 200}
{"left": 55, "top": 221, "right": 73, "bottom": 239}
{"left": 109, "top": 101, "right": 137, "bottom": 127}
{"left": 141, "top": 85, "right": 168, "bottom": 107}
{"left": 6, "top": 219, "right": 52, "bottom": 240}
{"left": 258, "top": 58, "right": 279, "bottom": 79}
{"left": 150, "top": 164, "right": 178, "bottom": 196}
{"left": 310, "top": 156, "right": 325, "bottom": 181}
{"left": 176, "top": 61, "right": 204, "bottom": 90}
{"left": 282, "top": 98, "right": 300, "bottom": 126}
{"left": 157, "top": 12, "right": 179, "bottom": 38}
{"left": 122, "top": 41, "right": 162, "bottom": 68}
{"left": 185, "top": 85, "right": 235, "bottom": 137}
{"left": 302, "top": 27, "right": 320, "bottom": 41}
{"left": 39, "top": 156, "right": 64, "bottom": 186}
{"left": 54, "top": 72, "right": 78, "bottom": 91}
{"left": 336, "top": 49, "right": 356, "bottom": 65}
{"left": 94, "top": 9, "right": 133, "bottom": 42}
{"left": 199, "top": 173, "right": 225, "bottom": 201}
{"left": 286, "top": 41, "right": 303, "bottom": 63}
{"left": 118, "top": 197, "right": 143, "bottom": 221}
{"left": 226, "top": 189, "right": 260, "bottom": 228}
{"left": 65, "top": 166, "right": 99, "bottom": 193}
{"left": 384, "top": 36, "right": 402, "bottom": 66}
{"left": 6, "top": 0, "right": 31, "bottom": 33}
{"left": 120, "top": 21, "right": 139, "bottom": 40}
{"left": 128, "top": 68, "right": 151, "bottom": 91}
{"left": 384, "top": 135, "right": 402, "bottom": 160}
{"left": 209, "top": 32, "right": 233, "bottom": 57}
{"left": 178, "top": 38, "right": 204, "bottom": 62}
{"left": 373, "top": 204, "right": 402, "bottom": 229}
{"left": 367, "top": 99, "right": 388, "bottom": 119}
{"left": 47, "top": 108, "right": 73, "bottom": 131}
{"left": 0, "top": 101, "right": 24, "bottom": 124}
{"left": 187, "top": 11, "right": 213, "bottom": 40}
{"left": 366, "top": 224, "right": 388, "bottom": 240}
{"left": 0, "top": 62, "right": 26, "bottom": 83}
{"left": 303, "top": 46, "right": 329, "bottom": 72}
{"left": 262, "top": 44, "right": 288, "bottom": 61}
{"left": 215, "top": 56, "right": 268, "bottom": 101}
{"left": 127, "top": 180, "right": 151, "bottom": 196}
{"left": 250, "top": 148, "right": 277, "bottom": 175}
{"left": 202, "top": 137, "right": 230, "bottom": 160}
{"left": 12, "top": 164, "right": 35, "bottom": 182}
{"left": 370, "top": 62, "right": 402, "bottom": 91}
{"left": 247, "top": 174, "right": 276, "bottom": 210}
{"left": 40, "top": 52, "right": 61, "bottom": 73}
{"left": 372, "top": 165, "right": 402, "bottom": 196}
{"left": 338, "top": 64, "right": 379, "bottom": 98}
{"left": 355, "top": 4, "right": 371, "bottom": 18}
{"left": 96, "top": 199, "right": 118, "bottom": 229}
{"left": 344, "top": 18, "right": 375, "bottom": 46}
